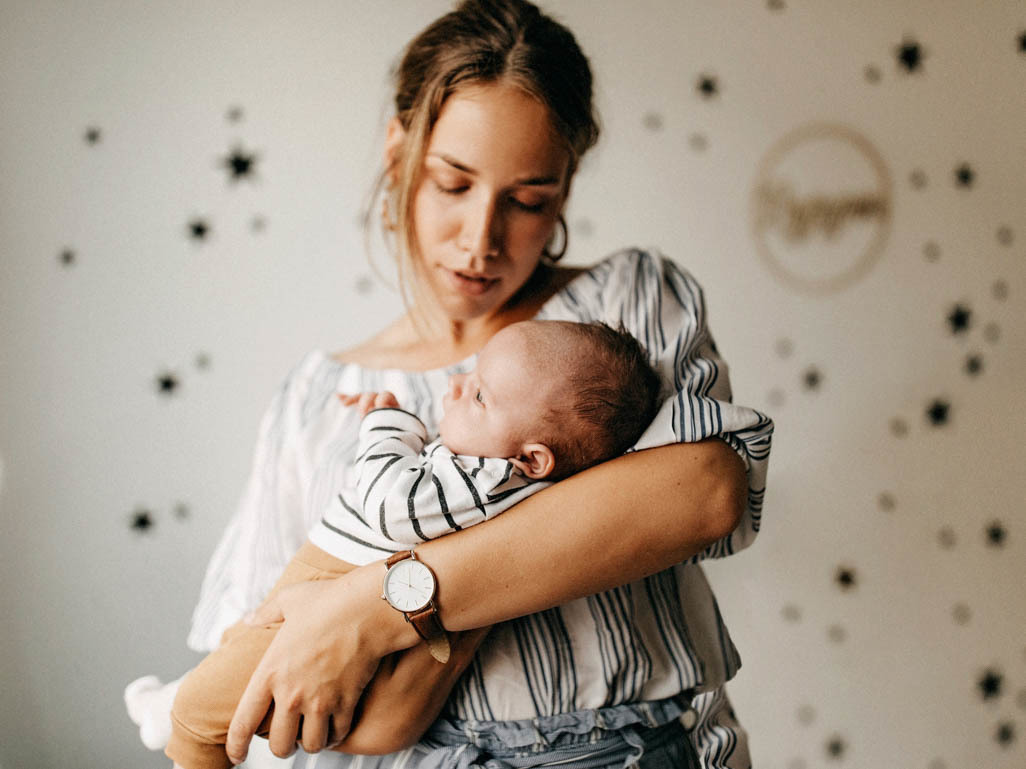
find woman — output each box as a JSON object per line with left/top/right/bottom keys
{"left": 189, "top": 1, "right": 772, "bottom": 767}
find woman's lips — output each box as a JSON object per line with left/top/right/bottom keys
{"left": 444, "top": 268, "right": 499, "bottom": 296}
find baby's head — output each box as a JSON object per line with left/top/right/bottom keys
{"left": 439, "top": 320, "right": 661, "bottom": 481}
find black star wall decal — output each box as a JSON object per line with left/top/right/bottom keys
{"left": 130, "top": 508, "right": 154, "bottom": 532}
{"left": 946, "top": 303, "right": 971, "bottom": 334}
{"left": 226, "top": 105, "right": 244, "bottom": 123}
{"left": 697, "top": 74, "right": 719, "bottom": 98}
{"left": 889, "top": 417, "right": 909, "bottom": 437}
{"left": 1018, "top": 31, "right": 1026, "bottom": 54}
{"left": 985, "top": 521, "right": 1007, "bottom": 547}
{"left": 173, "top": 502, "right": 190, "bottom": 520}
{"left": 926, "top": 398, "right": 950, "bottom": 426}
{"left": 826, "top": 735, "right": 847, "bottom": 758}
{"left": 835, "top": 566, "right": 856, "bottom": 590}
{"left": 221, "top": 144, "right": 259, "bottom": 183}
{"left": 781, "top": 604, "right": 802, "bottom": 622}
{"left": 896, "top": 37, "right": 925, "bottom": 72}
{"left": 84, "top": 126, "right": 101, "bottom": 145}
{"left": 978, "top": 669, "right": 1003, "bottom": 700}
{"left": 952, "top": 602, "right": 971, "bottom": 625}
{"left": 642, "top": 112, "right": 664, "bottom": 131}
{"left": 156, "top": 371, "right": 180, "bottom": 396}
{"left": 954, "top": 163, "right": 975, "bottom": 188}
{"left": 59, "top": 248, "right": 75, "bottom": 267}
{"left": 995, "top": 721, "right": 1015, "bottom": 747}
{"left": 188, "top": 218, "right": 210, "bottom": 241}
{"left": 803, "top": 367, "right": 822, "bottom": 390}
{"left": 574, "top": 217, "right": 595, "bottom": 238}
{"left": 964, "top": 354, "right": 983, "bottom": 376}
{"left": 827, "top": 624, "right": 847, "bottom": 643}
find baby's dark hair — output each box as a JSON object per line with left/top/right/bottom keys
{"left": 529, "top": 321, "right": 662, "bottom": 481}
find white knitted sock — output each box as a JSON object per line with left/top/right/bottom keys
{"left": 124, "top": 673, "right": 185, "bottom": 751}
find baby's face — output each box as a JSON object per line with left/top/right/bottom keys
{"left": 439, "top": 323, "right": 558, "bottom": 459}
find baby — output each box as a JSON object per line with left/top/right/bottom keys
{"left": 157, "top": 319, "right": 661, "bottom": 769}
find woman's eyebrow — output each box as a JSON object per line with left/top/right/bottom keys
{"left": 428, "top": 153, "right": 561, "bottom": 187}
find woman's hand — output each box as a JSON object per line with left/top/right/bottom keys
{"left": 333, "top": 625, "right": 492, "bottom": 755}
{"left": 225, "top": 565, "right": 418, "bottom": 764}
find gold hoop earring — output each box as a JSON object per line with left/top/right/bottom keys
{"left": 544, "top": 214, "right": 568, "bottom": 263}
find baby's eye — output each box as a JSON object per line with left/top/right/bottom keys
{"left": 475, "top": 390, "right": 484, "bottom": 404}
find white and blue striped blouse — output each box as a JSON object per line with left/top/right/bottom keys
{"left": 187, "top": 248, "right": 772, "bottom": 749}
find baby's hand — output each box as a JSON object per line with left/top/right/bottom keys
{"left": 338, "top": 391, "right": 400, "bottom": 417}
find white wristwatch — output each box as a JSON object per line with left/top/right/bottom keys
{"left": 381, "top": 549, "right": 451, "bottom": 663}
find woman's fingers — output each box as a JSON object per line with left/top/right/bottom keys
{"left": 267, "top": 707, "right": 302, "bottom": 759}
{"left": 297, "top": 708, "right": 332, "bottom": 755}
{"left": 225, "top": 672, "right": 275, "bottom": 765}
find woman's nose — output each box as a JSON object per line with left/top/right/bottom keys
{"left": 448, "top": 374, "right": 465, "bottom": 400}
{"left": 459, "top": 195, "right": 500, "bottom": 262}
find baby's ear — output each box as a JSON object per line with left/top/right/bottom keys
{"left": 509, "top": 443, "right": 555, "bottom": 480}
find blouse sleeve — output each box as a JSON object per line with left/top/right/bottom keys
{"left": 594, "top": 249, "right": 773, "bottom": 562}
{"left": 185, "top": 353, "right": 319, "bottom": 652}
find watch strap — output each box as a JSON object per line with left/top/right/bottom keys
{"left": 384, "top": 550, "right": 451, "bottom": 664}
{"left": 408, "top": 605, "right": 451, "bottom": 664}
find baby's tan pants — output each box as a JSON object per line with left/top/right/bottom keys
{"left": 166, "top": 542, "right": 354, "bottom": 769}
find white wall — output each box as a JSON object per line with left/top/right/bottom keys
{"left": 1, "top": 1, "right": 1023, "bottom": 767}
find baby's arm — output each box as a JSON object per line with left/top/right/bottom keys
{"left": 348, "top": 410, "right": 547, "bottom": 544}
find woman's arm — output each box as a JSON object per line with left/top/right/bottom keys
{"left": 422, "top": 438, "right": 746, "bottom": 629}
{"left": 225, "top": 437, "right": 745, "bottom": 763}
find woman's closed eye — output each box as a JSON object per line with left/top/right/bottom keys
{"left": 509, "top": 196, "right": 546, "bottom": 213}
{"left": 434, "top": 180, "right": 468, "bottom": 195}
{"left": 432, "top": 179, "right": 547, "bottom": 213}
{"left": 475, "top": 390, "right": 484, "bottom": 405}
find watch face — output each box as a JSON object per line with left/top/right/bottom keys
{"left": 383, "top": 559, "right": 435, "bottom": 612}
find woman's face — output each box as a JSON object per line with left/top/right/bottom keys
{"left": 408, "top": 82, "right": 571, "bottom": 321}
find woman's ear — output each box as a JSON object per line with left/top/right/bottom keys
{"left": 383, "top": 116, "right": 406, "bottom": 186}
{"left": 509, "top": 443, "right": 556, "bottom": 480}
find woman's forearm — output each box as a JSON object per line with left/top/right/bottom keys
{"left": 421, "top": 438, "right": 746, "bottom": 632}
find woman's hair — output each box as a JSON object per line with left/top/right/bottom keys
{"left": 378, "top": 0, "right": 600, "bottom": 310}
